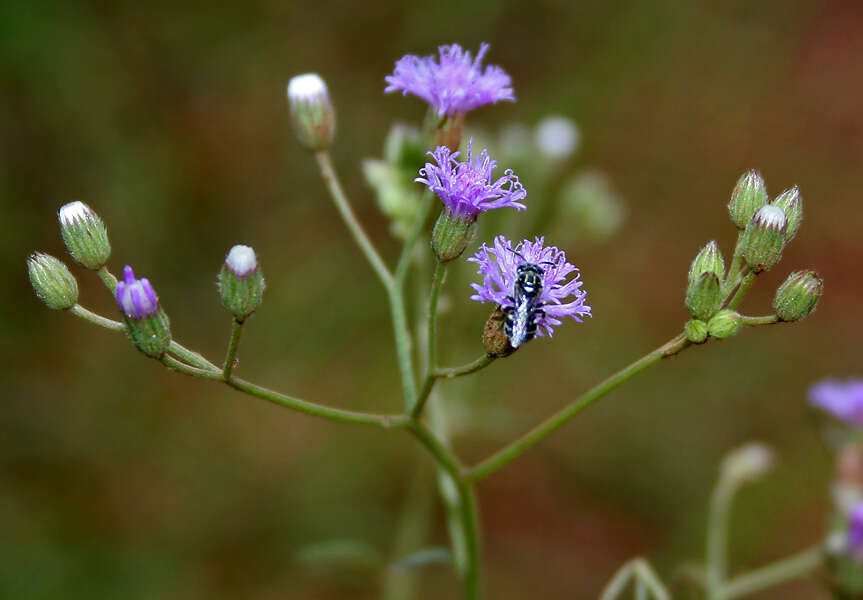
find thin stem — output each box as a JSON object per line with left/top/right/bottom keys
{"left": 314, "top": 151, "right": 393, "bottom": 289}
{"left": 161, "top": 354, "right": 223, "bottom": 379}
{"left": 706, "top": 476, "right": 736, "bottom": 598}
{"left": 722, "top": 236, "right": 745, "bottom": 298}
{"left": 465, "top": 334, "right": 690, "bottom": 483}
{"left": 600, "top": 561, "right": 636, "bottom": 600}
{"left": 726, "top": 270, "right": 756, "bottom": 311}
{"left": 411, "top": 261, "right": 445, "bottom": 418}
{"left": 389, "top": 285, "right": 418, "bottom": 411}
{"left": 168, "top": 341, "right": 219, "bottom": 371}
{"left": 415, "top": 355, "right": 497, "bottom": 419}
{"left": 717, "top": 546, "right": 822, "bottom": 600}
{"left": 223, "top": 318, "right": 244, "bottom": 380}
{"left": 227, "top": 376, "right": 410, "bottom": 428}
{"left": 741, "top": 315, "right": 779, "bottom": 327}
{"left": 70, "top": 304, "right": 125, "bottom": 331}
{"left": 97, "top": 266, "right": 118, "bottom": 293}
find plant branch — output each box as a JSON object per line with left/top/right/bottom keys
{"left": 717, "top": 546, "right": 822, "bottom": 600}
{"left": 465, "top": 333, "right": 691, "bottom": 482}
{"left": 415, "top": 355, "right": 497, "bottom": 419}
{"left": 223, "top": 318, "right": 244, "bottom": 380}
{"left": 161, "top": 354, "right": 223, "bottom": 379}
{"left": 70, "top": 304, "right": 125, "bottom": 331}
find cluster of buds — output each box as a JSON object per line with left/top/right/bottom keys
{"left": 684, "top": 171, "right": 822, "bottom": 343}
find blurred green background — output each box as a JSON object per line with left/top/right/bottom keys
{"left": 3, "top": 0, "right": 862, "bottom": 598}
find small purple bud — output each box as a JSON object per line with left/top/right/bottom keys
{"left": 849, "top": 502, "right": 863, "bottom": 555}
{"left": 116, "top": 265, "right": 159, "bottom": 320}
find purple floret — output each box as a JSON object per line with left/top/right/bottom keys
{"left": 416, "top": 140, "right": 526, "bottom": 220}
{"left": 385, "top": 43, "right": 515, "bottom": 117}
{"left": 850, "top": 502, "right": 863, "bottom": 554}
{"left": 116, "top": 265, "right": 159, "bottom": 320}
{"left": 468, "top": 236, "right": 591, "bottom": 338}
{"left": 809, "top": 379, "right": 863, "bottom": 426}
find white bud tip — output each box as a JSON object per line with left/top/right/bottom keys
{"left": 535, "top": 116, "right": 580, "bottom": 159}
{"left": 287, "top": 73, "right": 328, "bottom": 102}
{"left": 58, "top": 201, "right": 95, "bottom": 227}
{"left": 226, "top": 245, "right": 257, "bottom": 277}
{"left": 754, "top": 204, "right": 787, "bottom": 230}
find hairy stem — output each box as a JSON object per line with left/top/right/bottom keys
{"left": 741, "top": 314, "right": 779, "bottom": 326}
{"left": 161, "top": 354, "right": 223, "bottom": 379}
{"left": 97, "top": 265, "right": 118, "bottom": 293}
{"left": 223, "top": 318, "right": 244, "bottom": 380}
{"left": 70, "top": 304, "right": 125, "bottom": 331}
{"left": 726, "top": 270, "right": 756, "bottom": 311}
{"left": 465, "top": 334, "right": 690, "bottom": 482}
{"left": 717, "top": 546, "right": 822, "bottom": 600}
{"left": 314, "top": 151, "right": 393, "bottom": 288}
{"left": 389, "top": 285, "right": 418, "bottom": 410}
{"left": 411, "top": 261, "right": 446, "bottom": 417}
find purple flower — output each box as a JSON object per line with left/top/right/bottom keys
{"left": 809, "top": 379, "right": 863, "bottom": 426}
{"left": 416, "top": 141, "right": 526, "bottom": 220}
{"left": 385, "top": 43, "right": 514, "bottom": 117}
{"left": 849, "top": 502, "right": 863, "bottom": 554}
{"left": 116, "top": 265, "right": 160, "bottom": 320}
{"left": 468, "top": 236, "right": 591, "bottom": 343}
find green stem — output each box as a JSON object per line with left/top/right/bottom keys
{"left": 706, "top": 475, "right": 737, "bottom": 598}
{"left": 455, "top": 478, "right": 481, "bottom": 600}
{"left": 223, "top": 318, "right": 244, "bottom": 380}
{"left": 168, "top": 341, "right": 219, "bottom": 371}
{"left": 389, "top": 285, "right": 418, "bottom": 411}
{"left": 227, "top": 376, "right": 409, "bottom": 428}
{"left": 726, "top": 270, "right": 756, "bottom": 310}
{"left": 97, "top": 266, "right": 118, "bottom": 293}
{"left": 415, "top": 355, "right": 497, "bottom": 419}
{"left": 314, "top": 151, "right": 393, "bottom": 289}
{"left": 722, "top": 237, "right": 745, "bottom": 298}
{"left": 411, "top": 261, "right": 446, "bottom": 417}
{"left": 465, "top": 334, "right": 690, "bottom": 483}
{"left": 70, "top": 304, "right": 125, "bottom": 331}
{"left": 717, "top": 546, "right": 822, "bottom": 600}
{"left": 161, "top": 354, "right": 223, "bottom": 379}
{"left": 741, "top": 315, "right": 779, "bottom": 327}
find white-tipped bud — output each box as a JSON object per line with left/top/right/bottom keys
{"left": 219, "top": 245, "right": 265, "bottom": 321}
{"left": 742, "top": 204, "right": 787, "bottom": 272}
{"left": 58, "top": 201, "right": 111, "bottom": 269}
{"left": 721, "top": 442, "right": 775, "bottom": 484}
{"left": 287, "top": 73, "right": 335, "bottom": 151}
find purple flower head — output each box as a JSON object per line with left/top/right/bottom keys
{"left": 849, "top": 502, "right": 863, "bottom": 554}
{"left": 416, "top": 140, "right": 526, "bottom": 221}
{"left": 809, "top": 379, "right": 863, "bottom": 426}
{"left": 116, "top": 265, "right": 160, "bottom": 320}
{"left": 385, "top": 43, "right": 514, "bottom": 117}
{"left": 468, "top": 236, "right": 591, "bottom": 343}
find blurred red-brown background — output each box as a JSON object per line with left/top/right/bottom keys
{"left": 2, "top": 1, "right": 862, "bottom": 598}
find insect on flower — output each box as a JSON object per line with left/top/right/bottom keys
{"left": 501, "top": 248, "right": 554, "bottom": 348}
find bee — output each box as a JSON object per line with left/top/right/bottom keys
{"left": 501, "top": 250, "right": 553, "bottom": 348}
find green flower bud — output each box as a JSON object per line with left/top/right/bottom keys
{"left": 482, "top": 307, "right": 516, "bottom": 358}
{"left": 772, "top": 186, "right": 803, "bottom": 243}
{"left": 218, "top": 245, "right": 265, "bottom": 321}
{"left": 124, "top": 309, "right": 171, "bottom": 358}
{"left": 728, "top": 170, "right": 768, "bottom": 229}
{"left": 431, "top": 211, "right": 477, "bottom": 263}
{"left": 689, "top": 240, "right": 725, "bottom": 284}
{"left": 707, "top": 309, "right": 742, "bottom": 339}
{"left": 686, "top": 272, "right": 722, "bottom": 320}
{"left": 684, "top": 319, "right": 708, "bottom": 343}
{"left": 58, "top": 201, "right": 111, "bottom": 269}
{"left": 28, "top": 252, "right": 78, "bottom": 310}
{"left": 742, "top": 204, "right": 787, "bottom": 272}
{"left": 287, "top": 73, "right": 335, "bottom": 151}
{"left": 773, "top": 270, "right": 823, "bottom": 322}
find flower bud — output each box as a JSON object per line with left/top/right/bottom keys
{"left": 707, "top": 309, "right": 742, "bottom": 339}
{"left": 773, "top": 270, "right": 823, "bottom": 322}
{"left": 685, "top": 272, "right": 722, "bottom": 320}
{"left": 287, "top": 73, "right": 335, "bottom": 151}
{"left": 684, "top": 319, "right": 708, "bottom": 343}
{"left": 688, "top": 240, "right": 725, "bottom": 284}
{"left": 116, "top": 265, "right": 171, "bottom": 358}
{"left": 482, "top": 307, "right": 516, "bottom": 358}
{"left": 742, "top": 204, "right": 787, "bottom": 272}
{"left": 771, "top": 186, "right": 803, "bottom": 243}
{"left": 58, "top": 201, "right": 111, "bottom": 269}
{"left": 28, "top": 252, "right": 78, "bottom": 310}
{"left": 431, "top": 211, "right": 477, "bottom": 263}
{"left": 218, "top": 245, "right": 265, "bottom": 321}
{"left": 728, "top": 170, "right": 768, "bottom": 229}
{"left": 721, "top": 442, "right": 774, "bottom": 484}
